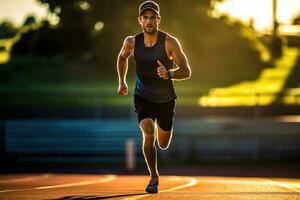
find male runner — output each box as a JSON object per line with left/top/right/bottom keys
{"left": 117, "top": 0, "right": 191, "bottom": 193}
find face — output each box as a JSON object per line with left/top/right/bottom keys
{"left": 138, "top": 10, "right": 161, "bottom": 35}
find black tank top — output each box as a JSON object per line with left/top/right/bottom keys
{"left": 134, "top": 31, "right": 177, "bottom": 103}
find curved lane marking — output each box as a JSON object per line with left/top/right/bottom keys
{"left": 266, "top": 179, "right": 300, "bottom": 193}
{"left": 123, "top": 176, "right": 198, "bottom": 200}
{"left": 0, "top": 174, "right": 51, "bottom": 183}
{"left": 0, "top": 174, "right": 116, "bottom": 193}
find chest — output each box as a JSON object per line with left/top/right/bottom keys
{"left": 136, "top": 45, "right": 165, "bottom": 61}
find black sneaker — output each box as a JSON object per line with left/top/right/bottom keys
{"left": 145, "top": 176, "right": 159, "bottom": 193}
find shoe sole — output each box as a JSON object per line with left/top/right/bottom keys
{"left": 145, "top": 187, "right": 158, "bottom": 193}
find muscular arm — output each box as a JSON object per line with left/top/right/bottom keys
{"left": 166, "top": 36, "right": 191, "bottom": 80}
{"left": 117, "top": 36, "right": 134, "bottom": 95}
{"left": 117, "top": 36, "right": 134, "bottom": 84}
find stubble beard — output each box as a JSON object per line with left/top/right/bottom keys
{"left": 143, "top": 25, "right": 157, "bottom": 35}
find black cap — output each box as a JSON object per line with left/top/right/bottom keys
{"left": 139, "top": 1, "right": 160, "bottom": 16}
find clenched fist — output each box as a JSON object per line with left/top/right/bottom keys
{"left": 157, "top": 60, "right": 169, "bottom": 80}
{"left": 118, "top": 82, "right": 128, "bottom": 96}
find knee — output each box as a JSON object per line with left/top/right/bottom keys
{"left": 140, "top": 119, "right": 155, "bottom": 136}
{"left": 157, "top": 129, "right": 172, "bottom": 150}
{"left": 158, "top": 140, "right": 169, "bottom": 150}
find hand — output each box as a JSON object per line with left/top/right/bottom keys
{"left": 157, "top": 60, "right": 169, "bottom": 80}
{"left": 118, "top": 82, "right": 128, "bottom": 96}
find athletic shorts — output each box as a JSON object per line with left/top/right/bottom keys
{"left": 134, "top": 95, "right": 176, "bottom": 131}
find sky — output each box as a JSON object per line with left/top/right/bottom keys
{"left": 214, "top": 0, "right": 300, "bottom": 32}
{"left": 0, "top": 0, "right": 47, "bottom": 26}
{"left": 0, "top": 0, "right": 299, "bottom": 31}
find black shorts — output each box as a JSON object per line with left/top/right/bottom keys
{"left": 134, "top": 95, "right": 176, "bottom": 131}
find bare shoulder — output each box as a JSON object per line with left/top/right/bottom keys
{"left": 123, "top": 36, "right": 135, "bottom": 50}
{"left": 165, "top": 33, "right": 182, "bottom": 50}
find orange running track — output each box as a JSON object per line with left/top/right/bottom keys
{"left": 0, "top": 173, "right": 300, "bottom": 200}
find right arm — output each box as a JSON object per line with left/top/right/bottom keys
{"left": 117, "top": 36, "right": 134, "bottom": 96}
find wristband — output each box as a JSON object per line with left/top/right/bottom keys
{"left": 168, "top": 70, "right": 174, "bottom": 80}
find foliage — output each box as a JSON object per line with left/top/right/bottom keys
{"left": 292, "top": 12, "right": 300, "bottom": 25}
{"left": 0, "top": 21, "right": 17, "bottom": 38}
{"left": 3, "top": 0, "right": 266, "bottom": 89}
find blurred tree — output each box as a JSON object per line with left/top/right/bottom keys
{"left": 37, "top": 0, "right": 92, "bottom": 56}
{"left": 0, "top": 21, "right": 17, "bottom": 38}
{"left": 23, "top": 15, "right": 38, "bottom": 27}
{"left": 292, "top": 12, "right": 300, "bottom": 25}
{"left": 8, "top": 0, "right": 266, "bottom": 88}
{"left": 12, "top": 19, "right": 62, "bottom": 56}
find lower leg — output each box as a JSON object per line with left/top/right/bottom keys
{"left": 142, "top": 133, "right": 159, "bottom": 178}
{"left": 140, "top": 119, "right": 159, "bottom": 178}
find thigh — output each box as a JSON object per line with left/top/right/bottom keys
{"left": 155, "top": 100, "right": 176, "bottom": 131}
{"left": 134, "top": 95, "right": 155, "bottom": 122}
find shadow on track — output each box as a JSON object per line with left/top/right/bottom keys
{"left": 47, "top": 193, "right": 146, "bottom": 200}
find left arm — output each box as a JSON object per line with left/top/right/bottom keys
{"left": 157, "top": 36, "right": 191, "bottom": 80}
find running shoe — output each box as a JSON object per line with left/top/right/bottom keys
{"left": 145, "top": 176, "right": 159, "bottom": 193}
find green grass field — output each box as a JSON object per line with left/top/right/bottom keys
{"left": 0, "top": 80, "right": 207, "bottom": 107}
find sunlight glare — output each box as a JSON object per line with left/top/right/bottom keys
{"left": 214, "top": 0, "right": 300, "bottom": 33}
{"left": 79, "top": 1, "right": 90, "bottom": 11}
{"left": 198, "top": 48, "right": 299, "bottom": 106}
{"left": 94, "top": 21, "right": 104, "bottom": 31}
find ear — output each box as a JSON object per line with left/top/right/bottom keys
{"left": 138, "top": 16, "right": 142, "bottom": 25}
{"left": 157, "top": 15, "right": 161, "bottom": 24}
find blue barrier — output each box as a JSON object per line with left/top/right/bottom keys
{"left": 4, "top": 120, "right": 143, "bottom": 164}
{"left": 3, "top": 119, "right": 300, "bottom": 164}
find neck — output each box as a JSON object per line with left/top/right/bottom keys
{"left": 143, "top": 30, "right": 159, "bottom": 47}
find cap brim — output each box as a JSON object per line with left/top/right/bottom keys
{"left": 139, "top": 8, "right": 159, "bottom": 16}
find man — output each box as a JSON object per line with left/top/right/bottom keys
{"left": 117, "top": 0, "right": 191, "bottom": 193}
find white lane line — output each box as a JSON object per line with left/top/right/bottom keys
{"left": 123, "top": 176, "right": 198, "bottom": 200}
{"left": 162, "top": 176, "right": 198, "bottom": 192}
{"left": 266, "top": 179, "right": 300, "bottom": 193}
{"left": 0, "top": 174, "right": 51, "bottom": 183}
{"left": 197, "top": 178, "right": 269, "bottom": 185}
{"left": 199, "top": 177, "right": 300, "bottom": 193}
{"left": 0, "top": 175, "right": 116, "bottom": 193}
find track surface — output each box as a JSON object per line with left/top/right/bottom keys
{"left": 0, "top": 174, "right": 299, "bottom": 199}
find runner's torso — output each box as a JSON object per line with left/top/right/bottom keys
{"left": 134, "top": 31, "right": 177, "bottom": 103}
